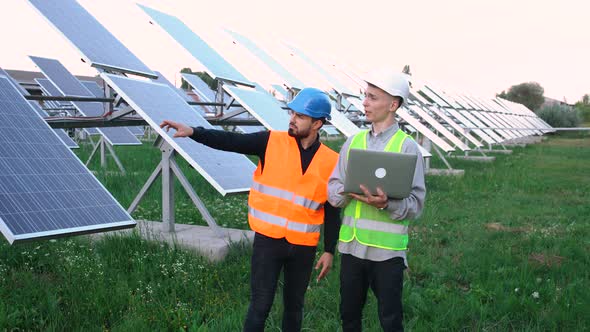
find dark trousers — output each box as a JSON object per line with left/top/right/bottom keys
{"left": 243, "top": 233, "right": 317, "bottom": 332}
{"left": 340, "top": 254, "right": 405, "bottom": 332}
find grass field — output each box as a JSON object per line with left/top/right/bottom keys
{"left": 0, "top": 131, "right": 589, "bottom": 331}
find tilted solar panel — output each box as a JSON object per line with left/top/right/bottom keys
{"left": 285, "top": 43, "right": 358, "bottom": 96}
{"left": 81, "top": 79, "right": 146, "bottom": 136}
{"left": 28, "top": 0, "right": 156, "bottom": 78}
{"left": 225, "top": 29, "right": 305, "bottom": 90}
{"left": 100, "top": 74, "right": 255, "bottom": 194}
{"left": 0, "top": 68, "right": 79, "bottom": 148}
{"left": 138, "top": 4, "right": 253, "bottom": 86}
{"left": 150, "top": 72, "right": 194, "bottom": 103}
{"left": 30, "top": 56, "right": 141, "bottom": 145}
{"left": 0, "top": 76, "right": 135, "bottom": 244}
{"left": 223, "top": 85, "right": 289, "bottom": 131}
{"left": 80, "top": 80, "right": 105, "bottom": 98}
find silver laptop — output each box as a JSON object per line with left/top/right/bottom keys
{"left": 343, "top": 149, "right": 417, "bottom": 199}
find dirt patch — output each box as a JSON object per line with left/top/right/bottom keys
{"left": 485, "top": 222, "right": 532, "bottom": 233}
{"left": 528, "top": 253, "right": 565, "bottom": 267}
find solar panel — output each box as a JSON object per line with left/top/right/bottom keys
{"left": 35, "top": 78, "right": 73, "bottom": 108}
{"left": 36, "top": 77, "right": 99, "bottom": 136}
{"left": 225, "top": 29, "right": 305, "bottom": 90}
{"left": 459, "top": 110, "right": 504, "bottom": 143}
{"left": 30, "top": 56, "right": 141, "bottom": 145}
{"left": 28, "top": 0, "right": 156, "bottom": 78}
{"left": 150, "top": 72, "right": 194, "bottom": 104}
{"left": 445, "top": 108, "right": 496, "bottom": 145}
{"left": 0, "top": 68, "right": 79, "bottom": 149}
{"left": 467, "top": 110, "right": 510, "bottom": 140}
{"left": 100, "top": 73, "right": 255, "bottom": 194}
{"left": 223, "top": 85, "right": 289, "bottom": 131}
{"left": 285, "top": 43, "right": 358, "bottom": 96}
{"left": 407, "top": 105, "right": 470, "bottom": 151}
{"left": 80, "top": 80, "right": 105, "bottom": 98}
{"left": 218, "top": 38, "right": 361, "bottom": 136}
{"left": 138, "top": 4, "right": 253, "bottom": 86}
{"left": 181, "top": 73, "right": 248, "bottom": 116}
{"left": 427, "top": 106, "right": 483, "bottom": 147}
{"left": 419, "top": 86, "right": 451, "bottom": 108}
{"left": 181, "top": 73, "right": 216, "bottom": 103}
{"left": 0, "top": 76, "right": 135, "bottom": 244}
{"left": 271, "top": 84, "right": 289, "bottom": 100}
{"left": 81, "top": 79, "right": 146, "bottom": 136}
{"left": 396, "top": 108, "right": 455, "bottom": 153}
{"left": 321, "top": 125, "right": 340, "bottom": 136}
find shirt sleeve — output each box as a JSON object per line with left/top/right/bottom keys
{"left": 327, "top": 136, "right": 354, "bottom": 208}
{"left": 190, "top": 126, "right": 269, "bottom": 159}
{"left": 322, "top": 202, "right": 341, "bottom": 254}
{"left": 384, "top": 139, "right": 427, "bottom": 220}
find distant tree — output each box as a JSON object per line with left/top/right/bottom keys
{"left": 538, "top": 104, "right": 581, "bottom": 127}
{"left": 575, "top": 94, "right": 590, "bottom": 123}
{"left": 497, "top": 82, "right": 545, "bottom": 112}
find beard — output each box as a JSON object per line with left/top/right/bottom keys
{"left": 288, "top": 124, "right": 311, "bottom": 139}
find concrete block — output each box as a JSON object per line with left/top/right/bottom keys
{"left": 426, "top": 168, "right": 465, "bottom": 176}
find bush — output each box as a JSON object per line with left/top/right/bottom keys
{"left": 537, "top": 105, "right": 582, "bottom": 127}
{"left": 574, "top": 103, "right": 590, "bottom": 124}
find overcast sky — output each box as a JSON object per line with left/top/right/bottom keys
{"left": 0, "top": 0, "right": 588, "bottom": 103}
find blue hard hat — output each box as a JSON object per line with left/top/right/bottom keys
{"left": 287, "top": 87, "right": 332, "bottom": 120}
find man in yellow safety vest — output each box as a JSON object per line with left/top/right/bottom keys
{"left": 328, "top": 70, "right": 426, "bottom": 332}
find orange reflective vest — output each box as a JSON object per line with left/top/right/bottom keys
{"left": 248, "top": 131, "right": 338, "bottom": 246}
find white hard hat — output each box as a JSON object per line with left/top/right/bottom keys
{"left": 364, "top": 69, "right": 410, "bottom": 106}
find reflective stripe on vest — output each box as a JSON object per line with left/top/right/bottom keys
{"left": 339, "top": 129, "right": 412, "bottom": 250}
{"left": 252, "top": 182, "right": 323, "bottom": 211}
{"left": 248, "top": 207, "right": 322, "bottom": 233}
{"left": 248, "top": 131, "right": 338, "bottom": 246}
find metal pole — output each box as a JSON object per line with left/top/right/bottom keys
{"left": 161, "top": 144, "right": 175, "bottom": 233}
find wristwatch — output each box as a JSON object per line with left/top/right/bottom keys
{"left": 378, "top": 202, "right": 388, "bottom": 211}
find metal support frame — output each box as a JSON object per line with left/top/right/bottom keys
{"left": 127, "top": 137, "right": 223, "bottom": 236}
{"left": 215, "top": 81, "right": 225, "bottom": 116}
{"left": 85, "top": 136, "right": 126, "bottom": 173}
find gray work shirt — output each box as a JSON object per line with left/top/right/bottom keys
{"left": 327, "top": 122, "right": 427, "bottom": 266}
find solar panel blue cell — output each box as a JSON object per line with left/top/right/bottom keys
{"left": 101, "top": 74, "right": 255, "bottom": 195}
{"left": 138, "top": 4, "right": 253, "bottom": 86}
{"left": 28, "top": 0, "right": 156, "bottom": 78}
{"left": 0, "top": 76, "right": 135, "bottom": 244}
{"left": 0, "top": 69, "right": 79, "bottom": 149}
{"left": 30, "top": 56, "right": 141, "bottom": 145}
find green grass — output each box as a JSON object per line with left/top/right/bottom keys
{"left": 1, "top": 132, "right": 589, "bottom": 331}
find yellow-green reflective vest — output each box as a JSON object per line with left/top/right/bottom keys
{"left": 339, "top": 129, "right": 412, "bottom": 250}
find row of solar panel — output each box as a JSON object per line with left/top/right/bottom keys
{"left": 0, "top": 0, "right": 551, "bottom": 245}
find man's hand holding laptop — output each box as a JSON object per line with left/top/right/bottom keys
{"left": 348, "top": 185, "right": 389, "bottom": 210}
